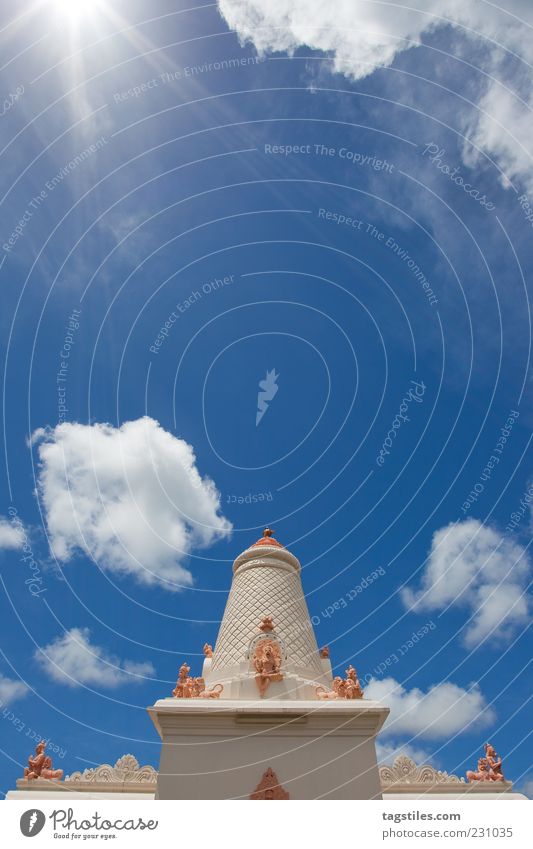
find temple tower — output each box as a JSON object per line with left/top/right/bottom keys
{"left": 149, "top": 530, "right": 389, "bottom": 799}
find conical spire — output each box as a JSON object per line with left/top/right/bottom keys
{"left": 205, "top": 531, "right": 331, "bottom": 699}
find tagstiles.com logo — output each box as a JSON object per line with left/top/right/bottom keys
{"left": 20, "top": 809, "right": 45, "bottom": 837}
{"left": 256, "top": 369, "right": 279, "bottom": 426}
{"left": 20, "top": 807, "right": 158, "bottom": 838}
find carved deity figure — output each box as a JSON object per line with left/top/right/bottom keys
{"left": 203, "top": 643, "right": 213, "bottom": 657}
{"left": 24, "top": 741, "right": 63, "bottom": 781}
{"left": 319, "top": 646, "right": 330, "bottom": 659}
{"left": 344, "top": 665, "right": 364, "bottom": 699}
{"left": 258, "top": 616, "right": 275, "bottom": 633}
{"left": 484, "top": 743, "right": 505, "bottom": 781}
{"left": 253, "top": 639, "right": 283, "bottom": 696}
{"left": 466, "top": 757, "right": 491, "bottom": 782}
{"left": 317, "top": 666, "right": 364, "bottom": 700}
{"left": 172, "top": 662, "right": 192, "bottom": 697}
{"left": 171, "top": 662, "right": 222, "bottom": 698}
{"left": 466, "top": 744, "right": 506, "bottom": 782}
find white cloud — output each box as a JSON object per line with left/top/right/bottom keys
{"left": 366, "top": 676, "right": 494, "bottom": 739}
{"left": 35, "top": 627, "right": 154, "bottom": 689}
{"left": 402, "top": 520, "right": 531, "bottom": 647}
{"left": 0, "top": 516, "right": 25, "bottom": 550}
{"left": 218, "top": 1, "right": 533, "bottom": 189}
{"left": 0, "top": 673, "right": 28, "bottom": 705}
{"left": 32, "top": 417, "right": 232, "bottom": 590}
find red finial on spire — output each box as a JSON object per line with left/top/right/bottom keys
{"left": 251, "top": 528, "right": 284, "bottom": 548}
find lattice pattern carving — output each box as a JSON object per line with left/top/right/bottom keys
{"left": 212, "top": 564, "right": 321, "bottom": 675}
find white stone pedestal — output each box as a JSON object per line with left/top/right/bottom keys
{"left": 148, "top": 698, "right": 389, "bottom": 800}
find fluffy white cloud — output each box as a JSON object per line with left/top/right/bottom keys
{"left": 402, "top": 520, "right": 531, "bottom": 647}
{"left": 218, "top": 1, "right": 533, "bottom": 189}
{"left": 35, "top": 628, "right": 154, "bottom": 689}
{"left": 219, "top": 0, "right": 437, "bottom": 80}
{"left": 366, "top": 676, "right": 493, "bottom": 739}
{"left": 32, "top": 417, "right": 232, "bottom": 590}
{"left": 0, "top": 673, "right": 28, "bottom": 705}
{"left": 0, "top": 516, "right": 25, "bottom": 550}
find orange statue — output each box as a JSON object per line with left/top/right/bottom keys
{"left": 24, "top": 741, "right": 63, "bottom": 781}
{"left": 203, "top": 643, "right": 213, "bottom": 657}
{"left": 466, "top": 757, "right": 491, "bottom": 782}
{"left": 258, "top": 616, "right": 275, "bottom": 633}
{"left": 467, "top": 744, "right": 506, "bottom": 782}
{"left": 484, "top": 743, "right": 505, "bottom": 781}
{"left": 253, "top": 639, "right": 283, "bottom": 697}
{"left": 250, "top": 767, "right": 290, "bottom": 799}
{"left": 172, "top": 662, "right": 192, "bottom": 697}
{"left": 316, "top": 666, "right": 364, "bottom": 700}
{"left": 319, "top": 646, "right": 330, "bottom": 659}
{"left": 344, "top": 665, "right": 364, "bottom": 699}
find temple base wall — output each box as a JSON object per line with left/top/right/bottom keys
{"left": 148, "top": 699, "right": 389, "bottom": 800}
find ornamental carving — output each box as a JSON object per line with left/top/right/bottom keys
{"left": 203, "top": 643, "right": 213, "bottom": 657}
{"left": 250, "top": 767, "right": 290, "bottom": 799}
{"left": 23, "top": 740, "right": 63, "bottom": 781}
{"left": 66, "top": 754, "right": 157, "bottom": 784}
{"left": 379, "top": 755, "right": 464, "bottom": 786}
{"left": 466, "top": 744, "right": 506, "bottom": 783}
{"left": 253, "top": 638, "right": 283, "bottom": 696}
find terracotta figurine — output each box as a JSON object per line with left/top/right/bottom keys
{"left": 172, "top": 662, "right": 192, "bottom": 698}
{"left": 484, "top": 743, "right": 505, "bottom": 781}
{"left": 24, "top": 741, "right": 63, "bottom": 781}
{"left": 253, "top": 639, "right": 283, "bottom": 697}
{"left": 466, "top": 744, "right": 506, "bottom": 782}
{"left": 466, "top": 757, "right": 491, "bottom": 782}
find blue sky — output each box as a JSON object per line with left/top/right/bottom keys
{"left": 0, "top": 0, "right": 531, "bottom": 797}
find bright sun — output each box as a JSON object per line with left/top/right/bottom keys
{"left": 52, "top": 0, "right": 99, "bottom": 21}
